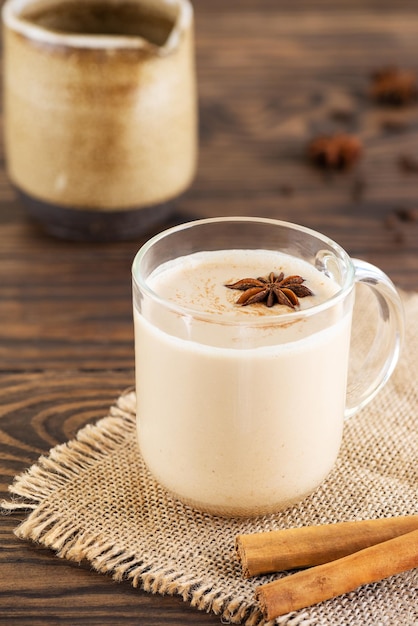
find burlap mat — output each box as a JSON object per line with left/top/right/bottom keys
{"left": 3, "top": 291, "right": 418, "bottom": 626}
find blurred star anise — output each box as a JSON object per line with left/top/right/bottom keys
{"left": 370, "top": 67, "right": 418, "bottom": 106}
{"left": 308, "top": 133, "right": 362, "bottom": 170}
{"left": 225, "top": 272, "right": 313, "bottom": 309}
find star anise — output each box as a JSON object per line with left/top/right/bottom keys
{"left": 398, "top": 153, "right": 418, "bottom": 173}
{"left": 225, "top": 272, "right": 313, "bottom": 309}
{"left": 307, "top": 133, "right": 362, "bottom": 170}
{"left": 370, "top": 67, "right": 418, "bottom": 106}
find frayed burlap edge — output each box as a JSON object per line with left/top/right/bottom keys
{"left": 3, "top": 392, "right": 306, "bottom": 626}
{"left": 2, "top": 394, "right": 135, "bottom": 511}
{"left": 3, "top": 290, "right": 418, "bottom": 626}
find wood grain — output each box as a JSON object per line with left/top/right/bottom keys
{"left": 0, "top": 371, "right": 221, "bottom": 625}
{"left": 1, "top": 1, "right": 418, "bottom": 623}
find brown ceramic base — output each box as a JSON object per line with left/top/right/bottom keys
{"left": 16, "top": 189, "right": 175, "bottom": 241}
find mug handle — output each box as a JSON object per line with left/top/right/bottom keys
{"left": 344, "top": 259, "right": 405, "bottom": 419}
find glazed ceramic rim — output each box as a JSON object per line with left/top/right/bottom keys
{"left": 2, "top": 0, "right": 192, "bottom": 52}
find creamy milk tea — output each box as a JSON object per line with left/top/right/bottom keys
{"left": 134, "top": 249, "right": 352, "bottom": 516}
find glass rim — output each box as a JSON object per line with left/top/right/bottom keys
{"left": 132, "top": 216, "right": 355, "bottom": 327}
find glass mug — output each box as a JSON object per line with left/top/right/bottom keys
{"left": 132, "top": 217, "right": 404, "bottom": 517}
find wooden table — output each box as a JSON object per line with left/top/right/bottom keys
{"left": 1, "top": 1, "right": 417, "bottom": 623}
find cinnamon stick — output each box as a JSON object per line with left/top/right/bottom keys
{"left": 255, "top": 528, "right": 418, "bottom": 621}
{"left": 236, "top": 515, "right": 418, "bottom": 577}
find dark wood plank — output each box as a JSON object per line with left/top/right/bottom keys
{"left": 1, "top": 0, "right": 418, "bottom": 623}
{"left": 0, "top": 371, "right": 220, "bottom": 625}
